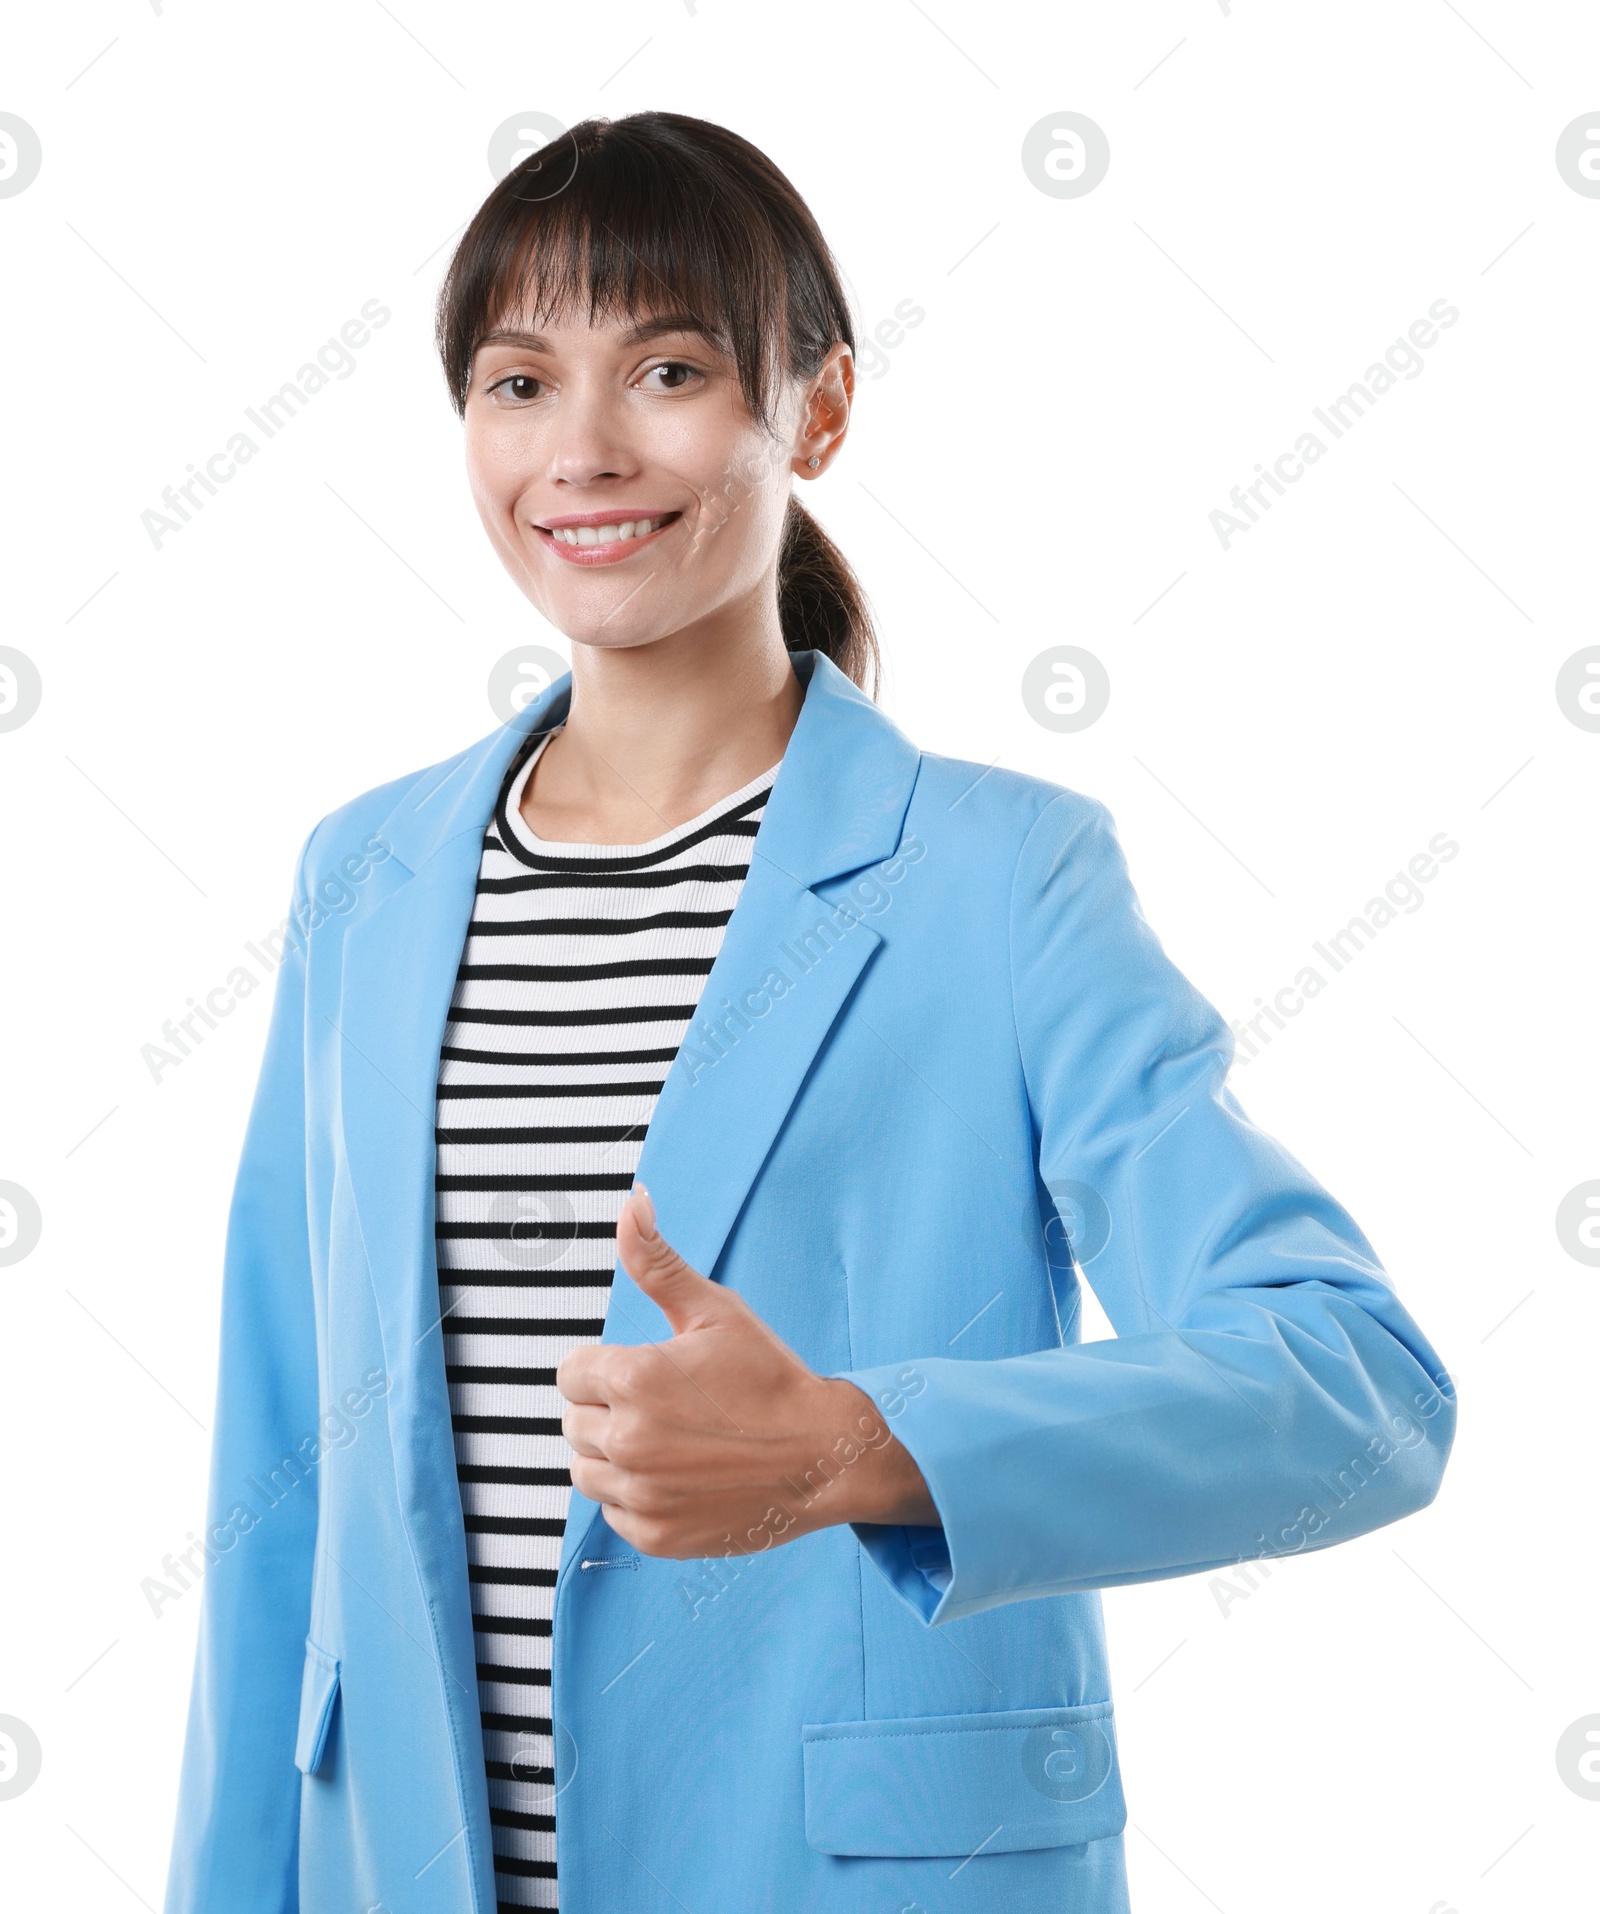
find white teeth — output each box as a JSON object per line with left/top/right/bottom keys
{"left": 551, "top": 516, "right": 664, "bottom": 546}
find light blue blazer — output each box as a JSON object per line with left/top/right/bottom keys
{"left": 165, "top": 649, "right": 1455, "bottom": 1914}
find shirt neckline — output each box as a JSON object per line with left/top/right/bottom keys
{"left": 498, "top": 724, "right": 783, "bottom": 860}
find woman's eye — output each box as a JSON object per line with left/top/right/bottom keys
{"left": 490, "top": 373, "right": 544, "bottom": 404}
{"left": 642, "top": 361, "right": 700, "bottom": 392}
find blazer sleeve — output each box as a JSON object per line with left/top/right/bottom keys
{"left": 164, "top": 829, "right": 322, "bottom": 1914}
{"left": 837, "top": 793, "right": 1457, "bottom": 1626}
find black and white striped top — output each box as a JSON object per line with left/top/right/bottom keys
{"left": 434, "top": 722, "right": 780, "bottom": 1913}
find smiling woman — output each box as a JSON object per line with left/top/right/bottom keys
{"left": 437, "top": 113, "right": 873, "bottom": 706}
{"left": 163, "top": 110, "right": 1455, "bottom": 1914}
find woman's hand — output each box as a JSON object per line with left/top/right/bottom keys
{"left": 556, "top": 1184, "right": 940, "bottom": 1559}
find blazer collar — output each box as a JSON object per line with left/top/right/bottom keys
{"left": 375, "top": 647, "right": 920, "bottom": 889}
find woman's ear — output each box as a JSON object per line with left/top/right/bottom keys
{"left": 793, "top": 343, "right": 854, "bottom": 477}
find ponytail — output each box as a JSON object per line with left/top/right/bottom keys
{"left": 778, "top": 496, "right": 879, "bottom": 698}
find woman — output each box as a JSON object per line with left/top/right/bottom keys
{"left": 164, "top": 113, "right": 1455, "bottom": 1914}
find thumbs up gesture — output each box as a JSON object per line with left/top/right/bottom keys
{"left": 555, "top": 1185, "right": 939, "bottom": 1560}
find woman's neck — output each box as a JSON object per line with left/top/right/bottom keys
{"left": 518, "top": 612, "right": 804, "bottom": 845}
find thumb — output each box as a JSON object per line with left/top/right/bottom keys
{"left": 615, "top": 1184, "right": 727, "bottom": 1335}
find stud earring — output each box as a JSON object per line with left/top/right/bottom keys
{"left": 807, "top": 454, "right": 820, "bottom": 469}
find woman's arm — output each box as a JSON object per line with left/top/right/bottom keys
{"left": 837, "top": 793, "right": 1458, "bottom": 1625}
{"left": 165, "top": 832, "right": 322, "bottom": 1914}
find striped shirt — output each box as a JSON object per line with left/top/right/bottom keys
{"left": 434, "top": 722, "right": 781, "bottom": 1912}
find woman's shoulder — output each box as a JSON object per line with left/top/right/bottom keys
{"left": 899, "top": 753, "right": 1144, "bottom": 946}
{"left": 296, "top": 729, "right": 503, "bottom": 887}
{"left": 908, "top": 749, "right": 1118, "bottom": 857}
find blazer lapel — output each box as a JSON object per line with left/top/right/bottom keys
{"left": 334, "top": 674, "right": 570, "bottom": 1911}
{"left": 339, "top": 670, "right": 572, "bottom": 1368}
{"left": 554, "top": 651, "right": 923, "bottom": 1579}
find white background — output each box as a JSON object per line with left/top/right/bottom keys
{"left": 2, "top": 3, "right": 1597, "bottom": 1909}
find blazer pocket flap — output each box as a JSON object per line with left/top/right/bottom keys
{"left": 802, "top": 1701, "right": 1125, "bottom": 1857}
{"left": 294, "top": 1639, "right": 342, "bottom": 1776}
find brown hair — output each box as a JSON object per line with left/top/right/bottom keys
{"left": 434, "top": 112, "right": 878, "bottom": 696}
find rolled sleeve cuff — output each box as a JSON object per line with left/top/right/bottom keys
{"left": 833, "top": 1359, "right": 963, "bottom": 1625}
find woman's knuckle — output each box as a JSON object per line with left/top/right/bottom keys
{"left": 608, "top": 1351, "right": 643, "bottom": 1400}
{"left": 607, "top": 1412, "right": 647, "bottom": 1470}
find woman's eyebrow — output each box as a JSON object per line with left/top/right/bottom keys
{"left": 473, "top": 314, "right": 723, "bottom": 355}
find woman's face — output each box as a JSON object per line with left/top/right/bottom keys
{"left": 463, "top": 301, "right": 850, "bottom": 654}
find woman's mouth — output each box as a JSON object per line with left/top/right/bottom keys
{"left": 533, "top": 511, "right": 682, "bottom": 566}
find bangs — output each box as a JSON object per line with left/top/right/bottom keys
{"left": 435, "top": 114, "right": 854, "bottom": 430}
